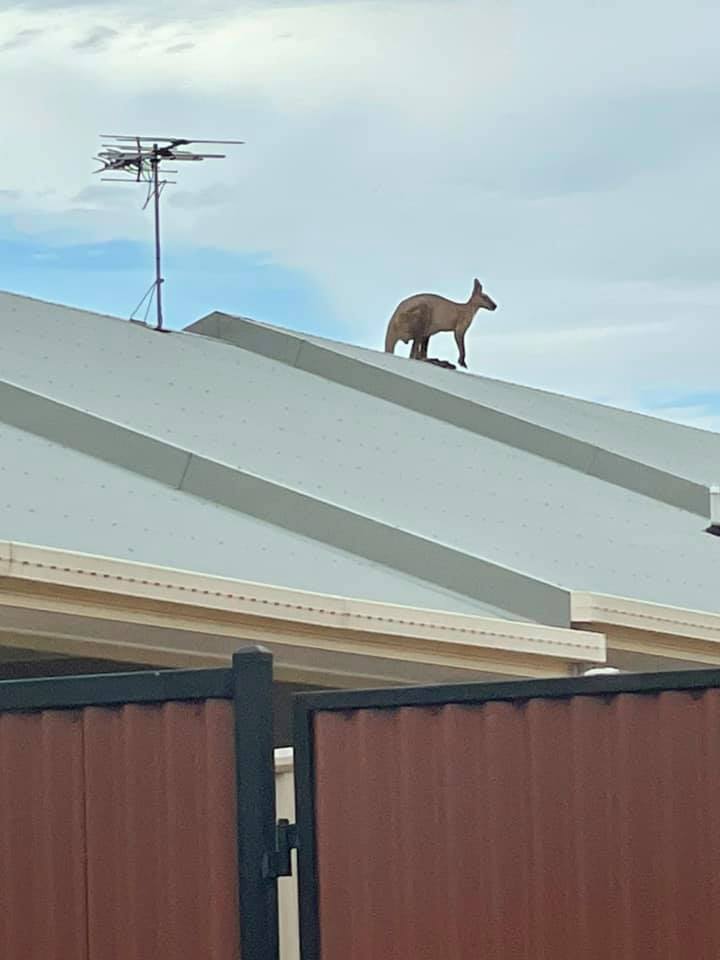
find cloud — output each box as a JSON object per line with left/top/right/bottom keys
{"left": 72, "top": 24, "right": 118, "bottom": 49}
{"left": 5, "top": 0, "right": 390, "bottom": 9}
{"left": 165, "top": 41, "right": 194, "bottom": 53}
{"left": 464, "top": 85, "right": 720, "bottom": 199}
{"left": 169, "top": 183, "right": 229, "bottom": 209}
{"left": 72, "top": 185, "right": 113, "bottom": 204}
{"left": 71, "top": 184, "right": 133, "bottom": 207}
{"left": 0, "top": 27, "right": 42, "bottom": 50}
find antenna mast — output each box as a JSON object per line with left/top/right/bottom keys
{"left": 94, "top": 135, "right": 244, "bottom": 331}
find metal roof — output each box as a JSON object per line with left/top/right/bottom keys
{"left": 1, "top": 290, "right": 717, "bottom": 626}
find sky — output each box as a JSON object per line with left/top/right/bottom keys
{"left": 1, "top": 0, "right": 719, "bottom": 430}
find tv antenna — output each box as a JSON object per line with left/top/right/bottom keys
{"left": 94, "top": 135, "right": 244, "bottom": 331}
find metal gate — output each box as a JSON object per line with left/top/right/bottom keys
{"left": 292, "top": 670, "right": 720, "bottom": 960}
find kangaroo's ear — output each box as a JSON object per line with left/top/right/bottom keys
{"left": 473, "top": 278, "right": 483, "bottom": 292}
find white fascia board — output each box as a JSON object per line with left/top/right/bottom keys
{"left": 1, "top": 540, "right": 605, "bottom": 664}
{"left": 572, "top": 591, "right": 720, "bottom": 645}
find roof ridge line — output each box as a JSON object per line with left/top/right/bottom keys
{"left": 191, "top": 313, "right": 711, "bottom": 519}
{"left": 195, "top": 314, "right": 720, "bottom": 439}
{"left": 0, "top": 288, "right": 131, "bottom": 326}
{"left": 0, "top": 377, "right": 569, "bottom": 626}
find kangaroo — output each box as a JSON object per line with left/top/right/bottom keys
{"left": 384, "top": 278, "right": 497, "bottom": 369}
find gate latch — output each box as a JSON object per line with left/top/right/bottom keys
{"left": 263, "top": 819, "right": 298, "bottom": 879}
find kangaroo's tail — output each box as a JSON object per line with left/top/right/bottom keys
{"left": 385, "top": 319, "right": 399, "bottom": 354}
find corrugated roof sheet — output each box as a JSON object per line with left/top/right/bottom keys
{"left": 1, "top": 290, "right": 717, "bottom": 624}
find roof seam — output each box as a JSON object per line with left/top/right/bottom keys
{"left": 177, "top": 452, "right": 193, "bottom": 489}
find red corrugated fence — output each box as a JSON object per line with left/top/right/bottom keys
{"left": 312, "top": 689, "right": 720, "bottom": 960}
{"left": 0, "top": 700, "right": 240, "bottom": 960}
{"left": 0, "top": 710, "right": 87, "bottom": 960}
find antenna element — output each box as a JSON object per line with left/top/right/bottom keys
{"left": 94, "top": 135, "right": 244, "bottom": 331}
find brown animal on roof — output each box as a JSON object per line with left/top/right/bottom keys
{"left": 384, "top": 279, "right": 497, "bottom": 369}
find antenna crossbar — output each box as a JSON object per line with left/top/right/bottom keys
{"left": 101, "top": 135, "right": 245, "bottom": 145}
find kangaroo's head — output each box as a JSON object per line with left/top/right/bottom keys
{"left": 471, "top": 278, "right": 497, "bottom": 311}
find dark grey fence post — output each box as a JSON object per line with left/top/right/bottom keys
{"left": 232, "top": 647, "right": 278, "bottom": 960}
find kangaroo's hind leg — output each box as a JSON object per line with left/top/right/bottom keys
{"left": 417, "top": 336, "right": 430, "bottom": 359}
{"left": 405, "top": 305, "right": 426, "bottom": 360}
{"left": 410, "top": 304, "right": 432, "bottom": 361}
